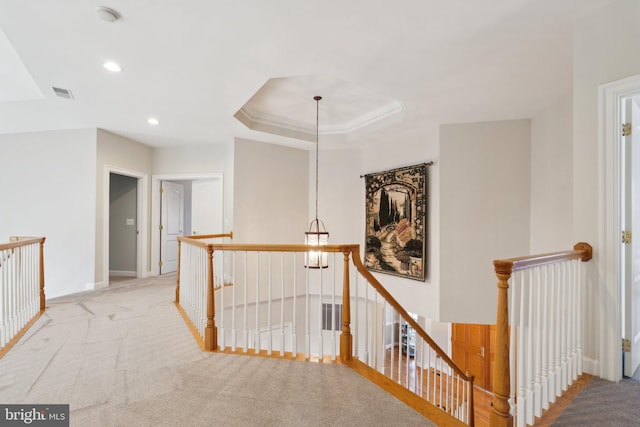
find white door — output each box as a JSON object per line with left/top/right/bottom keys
{"left": 191, "top": 178, "right": 223, "bottom": 235}
{"left": 623, "top": 97, "right": 640, "bottom": 377}
{"left": 160, "top": 181, "right": 184, "bottom": 274}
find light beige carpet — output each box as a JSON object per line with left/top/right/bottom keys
{"left": 0, "top": 275, "right": 432, "bottom": 426}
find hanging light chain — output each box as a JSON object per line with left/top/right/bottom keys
{"left": 314, "top": 95, "right": 321, "bottom": 226}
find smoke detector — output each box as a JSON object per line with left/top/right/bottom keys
{"left": 97, "top": 6, "right": 120, "bottom": 23}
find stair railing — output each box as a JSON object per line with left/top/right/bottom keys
{"left": 176, "top": 234, "right": 474, "bottom": 426}
{"left": 491, "top": 242, "right": 593, "bottom": 427}
{"left": 0, "top": 236, "right": 46, "bottom": 358}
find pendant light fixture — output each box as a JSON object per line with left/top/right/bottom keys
{"left": 305, "top": 95, "right": 329, "bottom": 268}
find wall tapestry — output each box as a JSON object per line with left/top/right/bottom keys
{"left": 364, "top": 163, "right": 427, "bottom": 281}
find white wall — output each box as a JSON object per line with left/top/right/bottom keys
{"left": 359, "top": 124, "right": 441, "bottom": 322}
{"left": 233, "top": 138, "right": 307, "bottom": 244}
{"left": 314, "top": 148, "right": 362, "bottom": 245}
{"left": 573, "top": 0, "right": 640, "bottom": 379}
{"left": 440, "top": 119, "right": 531, "bottom": 324}
{"left": 96, "top": 130, "right": 152, "bottom": 285}
{"left": 530, "top": 93, "right": 574, "bottom": 253}
{"left": 0, "top": 129, "right": 97, "bottom": 298}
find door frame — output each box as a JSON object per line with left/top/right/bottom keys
{"left": 103, "top": 165, "right": 149, "bottom": 288}
{"left": 151, "top": 173, "right": 224, "bottom": 276}
{"left": 600, "top": 73, "right": 640, "bottom": 381}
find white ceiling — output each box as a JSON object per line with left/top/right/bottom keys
{"left": 0, "top": 0, "right": 614, "bottom": 149}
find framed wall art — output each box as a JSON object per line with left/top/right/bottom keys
{"left": 364, "top": 163, "right": 429, "bottom": 281}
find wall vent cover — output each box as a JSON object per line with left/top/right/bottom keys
{"left": 52, "top": 87, "right": 74, "bottom": 100}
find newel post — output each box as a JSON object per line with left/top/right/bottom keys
{"left": 39, "top": 238, "right": 46, "bottom": 312}
{"left": 175, "top": 239, "right": 181, "bottom": 303}
{"left": 204, "top": 246, "right": 217, "bottom": 351}
{"left": 491, "top": 261, "right": 514, "bottom": 427}
{"left": 340, "top": 250, "right": 353, "bottom": 362}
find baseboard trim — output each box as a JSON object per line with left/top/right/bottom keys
{"left": 583, "top": 357, "right": 599, "bottom": 377}
{"left": 109, "top": 270, "right": 136, "bottom": 277}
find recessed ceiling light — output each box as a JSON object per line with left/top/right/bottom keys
{"left": 148, "top": 118, "right": 160, "bottom": 125}
{"left": 103, "top": 61, "right": 122, "bottom": 72}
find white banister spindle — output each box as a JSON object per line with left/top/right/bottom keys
{"left": 231, "top": 250, "right": 237, "bottom": 351}
{"left": 381, "top": 301, "right": 386, "bottom": 374}
{"left": 554, "top": 262, "right": 561, "bottom": 396}
{"left": 560, "top": 262, "right": 568, "bottom": 394}
{"left": 577, "top": 260, "right": 583, "bottom": 374}
{"left": 305, "top": 253, "right": 310, "bottom": 359}
{"left": 255, "top": 253, "right": 260, "bottom": 354}
{"left": 373, "top": 291, "right": 379, "bottom": 370}
{"left": 364, "top": 275, "right": 369, "bottom": 365}
{"left": 267, "top": 252, "right": 272, "bottom": 356}
{"left": 354, "top": 265, "right": 359, "bottom": 359}
{"left": 243, "top": 251, "right": 248, "bottom": 353}
{"left": 280, "top": 253, "right": 285, "bottom": 357}
{"left": 508, "top": 274, "right": 518, "bottom": 416}
{"left": 534, "top": 266, "right": 543, "bottom": 418}
{"left": 318, "top": 259, "right": 323, "bottom": 360}
{"left": 570, "top": 260, "right": 578, "bottom": 381}
{"left": 292, "top": 253, "right": 297, "bottom": 357}
{"left": 541, "top": 264, "right": 550, "bottom": 410}
{"left": 516, "top": 270, "right": 526, "bottom": 427}
{"left": 525, "top": 269, "right": 534, "bottom": 426}
{"left": 331, "top": 253, "right": 336, "bottom": 361}
{"left": 219, "top": 249, "right": 226, "bottom": 350}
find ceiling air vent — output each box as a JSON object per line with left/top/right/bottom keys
{"left": 52, "top": 86, "right": 74, "bottom": 100}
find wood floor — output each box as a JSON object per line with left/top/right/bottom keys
{"left": 383, "top": 346, "right": 592, "bottom": 426}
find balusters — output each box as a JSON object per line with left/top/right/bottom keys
{"left": 0, "top": 238, "right": 45, "bottom": 355}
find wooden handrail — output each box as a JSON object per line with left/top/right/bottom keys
{"left": 176, "top": 237, "right": 474, "bottom": 424}
{"left": 494, "top": 242, "right": 593, "bottom": 276}
{"left": 351, "top": 250, "right": 474, "bottom": 383}
{"left": 0, "top": 237, "right": 45, "bottom": 251}
{"left": 176, "top": 237, "right": 359, "bottom": 254}
{"left": 490, "top": 242, "right": 592, "bottom": 427}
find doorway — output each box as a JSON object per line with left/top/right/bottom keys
{"left": 621, "top": 96, "right": 640, "bottom": 378}
{"left": 152, "top": 173, "right": 224, "bottom": 276}
{"left": 600, "top": 73, "right": 640, "bottom": 381}
{"left": 102, "top": 166, "right": 148, "bottom": 288}
{"left": 109, "top": 173, "right": 138, "bottom": 282}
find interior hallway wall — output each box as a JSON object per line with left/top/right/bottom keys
{"left": 0, "top": 129, "right": 97, "bottom": 298}
{"left": 96, "top": 130, "right": 152, "bottom": 286}
{"left": 440, "top": 119, "right": 531, "bottom": 324}
{"left": 233, "top": 138, "right": 307, "bottom": 244}
{"left": 573, "top": 0, "right": 640, "bottom": 379}
{"left": 530, "top": 93, "right": 574, "bottom": 253}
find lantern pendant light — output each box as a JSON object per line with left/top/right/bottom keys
{"left": 305, "top": 95, "right": 329, "bottom": 268}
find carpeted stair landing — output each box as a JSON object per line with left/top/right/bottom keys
{"left": 0, "top": 275, "right": 432, "bottom": 426}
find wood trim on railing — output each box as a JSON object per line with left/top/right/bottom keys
{"left": 494, "top": 242, "right": 593, "bottom": 276}
{"left": 39, "top": 239, "right": 46, "bottom": 311}
{"left": 490, "top": 242, "right": 593, "bottom": 427}
{"left": 175, "top": 239, "right": 181, "bottom": 303}
{"left": 204, "top": 246, "right": 217, "bottom": 351}
{"left": 175, "top": 238, "right": 359, "bottom": 255}
{"left": 0, "top": 237, "right": 45, "bottom": 251}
